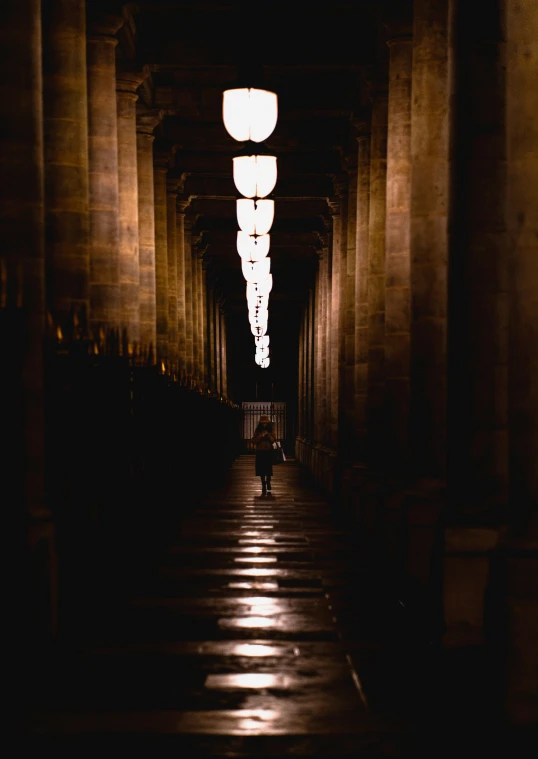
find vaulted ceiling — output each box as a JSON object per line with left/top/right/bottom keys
{"left": 114, "top": 1, "right": 387, "bottom": 307}
{"left": 108, "top": 0, "right": 391, "bottom": 396}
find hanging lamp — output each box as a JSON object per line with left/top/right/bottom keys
{"left": 237, "top": 199, "right": 274, "bottom": 236}
{"left": 237, "top": 231, "right": 270, "bottom": 261}
{"left": 241, "top": 256, "right": 271, "bottom": 284}
{"left": 222, "top": 88, "right": 278, "bottom": 143}
{"left": 233, "top": 153, "right": 277, "bottom": 198}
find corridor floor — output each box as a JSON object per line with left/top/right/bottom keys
{"left": 29, "top": 456, "right": 423, "bottom": 755}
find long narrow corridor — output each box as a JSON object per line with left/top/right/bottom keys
{"left": 29, "top": 456, "right": 418, "bottom": 753}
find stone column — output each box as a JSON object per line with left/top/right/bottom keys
{"left": 215, "top": 300, "right": 222, "bottom": 394}
{"left": 0, "top": 0, "right": 46, "bottom": 515}
{"left": 207, "top": 285, "right": 216, "bottom": 390}
{"left": 354, "top": 128, "right": 371, "bottom": 459}
{"left": 116, "top": 70, "right": 144, "bottom": 346}
{"left": 176, "top": 201, "right": 187, "bottom": 377}
{"left": 202, "top": 265, "right": 208, "bottom": 386}
{"left": 367, "top": 84, "right": 389, "bottom": 469}
{"left": 345, "top": 158, "right": 358, "bottom": 453}
{"left": 298, "top": 304, "right": 305, "bottom": 437}
{"left": 410, "top": 0, "right": 451, "bottom": 479}
{"left": 198, "top": 258, "right": 205, "bottom": 384}
{"left": 385, "top": 33, "right": 413, "bottom": 475}
{"left": 304, "top": 291, "right": 310, "bottom": 439}
{"left": 166, "top": 182, "right": 178, "bottom": 373}
{"left": 501, "top": 0, "right": 538, "bottom": 725}
{"left": 335, "top": 177, "right": 349, "bottom": 454}
{"left": 313, "top": 258, "right": 322, "bottom": 443}
{"left": 506, "top": 0, "right": 538, "bottom": 521}
{"left": 328, "top": 200, "right": 341, "bottom": 449}
{"left": 319, "top": 244, "right": 330, "bottom": 445}
{"left": 308, "top": 282, "right": 316, "bottom": 440}
{"left": 197, "top": 257, "right": 204, "bottom": 383}
{"left": 87, "top": 17, "right": 122, "bottom": 335}
{"left": 191, "top": 250, "right": 200, "bottom": 382}
{"left": 136, "top": 113, "right": 158, "bottom": 355}
{"left": 42, "top": 0, "right": 89, "bottom": 335}
{"left": 221, "top": 309, "right": 228, "bottom": 397}
{"left": 183, "top": 217, "right": 194, "bottom": 378}
{"left": 153, "top": 160, "right": 169, "bottom": 364}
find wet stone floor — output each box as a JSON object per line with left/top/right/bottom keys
{"left": 28, "top": 456, "right": 421, "bottom": 755}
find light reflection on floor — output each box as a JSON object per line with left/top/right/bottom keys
{"left": 240, "top": 527, "right": 274, "bottom": 532}
{"left": 228, "top": 643, "right": 287, "bottom": 657}
{"left": 226, "top": 582, "right": 279, "bottom": 590}
{"left": 233, "top": 556, "right": 278, "bottom": 564}
{"left": 218, "top": 616, "right": 276, "bottom": 629}
{"left": 238, "top": 538, "right": 277, "bottom": 545}
{"left": 205, "top": 673, "right": 290, "bottom": 689}
{"left": 233, "top": 568, "right": 278, "bottom": 576}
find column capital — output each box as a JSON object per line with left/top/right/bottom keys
{"left": 382, "top": 0, "right": 414, "bottom": 43}
{"left": 364, "top": 63, "right": 389, "bottom": 102}
{"left": 136, "top": 108, "right": 165, "bottom": 138}
{"left": 331, "top": 172, "right": 348, "bottom": 197}
{"left": 386, "top": 31, "right": 413, "bottom": 47}
{"left": 342, "top": 151, "right": 358, "bottom": 173}
{"left": 166, "top": 178, "right": 179, "bottom": 196}
{"left": 176, "top": 198, "right": 190, "bottom": 214}
{"left": 326, "top": 197, "right": 340, "bottom": 216}
{"left": 351, "top": 107, "right": 372, "bottom": 141}
{"left": 315, "top": 231, "right": 330, "bottom": 251}
{"left": 87, "top": 13, "right": 123, "bottom": 40}
{"left": 116, "top": 65, "right": 146, "bottom": 97}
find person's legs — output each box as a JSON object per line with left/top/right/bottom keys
{"left": 266, "top": 477, "right": 271, "bottom": 491}
{"left": 260, "top": 476, "right": 266, "bottom": 494}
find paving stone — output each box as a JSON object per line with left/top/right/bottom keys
{"left": 29, "top": 455, "right": 416, "bottom": 754}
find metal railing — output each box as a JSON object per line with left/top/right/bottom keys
{"left": 242, "top": 401, "right": 286, "bottom": 452}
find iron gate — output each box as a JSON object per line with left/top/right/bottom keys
{"left": 242, "top": 402, "right": 286, "bottom": 452}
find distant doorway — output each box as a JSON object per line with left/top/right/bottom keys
{"left": 242, "top": 402, "right": 286, "bottom": 452}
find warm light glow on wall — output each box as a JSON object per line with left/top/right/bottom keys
{"left": 223, "top": 88, "right": 278, "bottom": 143}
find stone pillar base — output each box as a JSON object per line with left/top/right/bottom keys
{"left": 443, "top": 524, "right": 505, "bottom": 648}
{"left": 489, "top": 536, "right": 538, "bottom": 727}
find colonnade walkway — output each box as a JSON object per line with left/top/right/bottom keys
{"left": 29, "top": 456, "right": 462, "bottom": 754}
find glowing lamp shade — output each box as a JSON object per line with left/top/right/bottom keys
{"left": 255, "top": 352, "right": 270, "bottom": 367}
{"left": 237, "top": 199, "right": 274, "bottom": 236}
{"left": 237, "top": 231, "right": 270, "bottom": 262}
{"left": 255, "top": 335, "right": 270, "bottom": 349}
{"left": 242, "top": 256, "right": 271, "bottom": 284}
{"left": 247, "top": 293, "right": 269, "bottom": 312}
{"left": 246, "top": 273, "right": 273, "bottom": 300}
{"left": 223, "top": 88, "right": 278, "bottom": 143}
{"left": 256, "top": 346, "right": 270, "bottom": 359}
{"left": 249, "top": 309, "right": 269, "bottom": 327}
{"left": 233, "top": 155, "right": 277, "bottom": 198}
{"left": 251, "top": 322, "right": 267, "bottom": 337}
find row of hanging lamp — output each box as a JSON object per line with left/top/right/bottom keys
{"left": 222, "top": 77, "right": 278, "bottom": 369}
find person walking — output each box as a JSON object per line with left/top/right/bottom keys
{"left": 252, "top": 414, "right": 276, "bottom": 495}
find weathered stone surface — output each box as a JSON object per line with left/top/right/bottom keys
{"left": 87, "top": 32, "right": 121, "bottom": 333}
